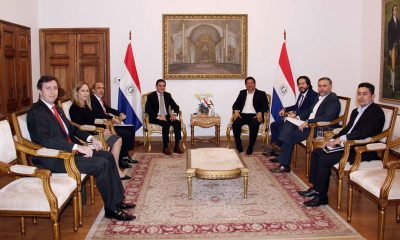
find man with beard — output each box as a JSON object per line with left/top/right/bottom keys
{"left": 263, "top": 76, "right": 318, "bottom": 157}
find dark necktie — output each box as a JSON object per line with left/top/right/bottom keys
{"left": 52, "top": 106, "right": 72, "bottom": 143}
{"left": 99, "top": 98, "right": 107, "bottom": 114}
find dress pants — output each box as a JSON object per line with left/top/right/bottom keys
{"left": 270, "top": 118, "right": 284, "bottom": 144}
{"left": 114, "top": 125, "right": 135, "bottom": 160}
{"left": 232, "top": 113, "right": 260, "bottom": 151}
{"left": 276, "top": 121, "right": 310, "bottom": 167}
{"left": 32, "top": 150, "right": 124, "bottom": 211}
{"left": 149, "top": 117, "right": 181, "bottom": 148}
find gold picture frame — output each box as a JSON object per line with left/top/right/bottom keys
{"left": 163, "top": 14, "right": 248, "bottom": 80}
{"left": 381, "top": 0, "right": 400, "bottom": 103}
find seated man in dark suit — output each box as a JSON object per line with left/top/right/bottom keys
{"left": 270, "top": 77, "right": 340, "bottom": 173}
{"left": 298, "top": 82, "right": 385, "bottom": 206}
{"left": 264, "top": 75, "right": 318, "bottom": 156}
{"left": 90, "top": 81, "right": 138, "bottom": 168}
{"left": 232, "top": 76, "right": 269, "bottom": 155}
{"left": 145, "top": 79, "right": 183, "bottom": 155}
{"left": 27, "top": 75, "right": 135, "bottom": 221}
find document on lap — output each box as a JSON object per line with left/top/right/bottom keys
{"left": 285, "top": 117, "right": 306, "bottom": 127}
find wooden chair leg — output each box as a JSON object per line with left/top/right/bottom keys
{"left": 378, "top": 206, "right": 387, "bottom": 240}
{"left": 337, "top": 177, "right": 343, "bottom": 212}
{"left": 147, "top": 134, "right": 152, "bottom": 152}
{"left": 305, "top": 149, "right": 311, "bottom": 178}
{"left": 20, "top": 217, "right": 26, "bottom": 235}
{"left": 73, "top": 193, "right": 78, "bottom": 231}
{"left": 226, "top": 128, "right": 231, "bottom": 148}
{"left": 182, "top": 128, "right": 187, "bottom": 151}
{"left": 347, "top": 183, "right": 353, "bottom": 222}
{"left": 53, "top": 220, "right": 60, "bottom": 240}
{"left": 78, "top": 188, "right": 83, "bottom": 227}
{"left": 291, "top": 145, "right": 297, "bottom": 167}
{"left": 90, "top": 176, "right": 95, "bottom": 205}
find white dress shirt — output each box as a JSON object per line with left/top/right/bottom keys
{"left": 242, "top": 90, "right": 257, "bottom": 114}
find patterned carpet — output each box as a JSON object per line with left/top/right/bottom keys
{"left": 85, "top": 153, "right": 363, "bottom": 240}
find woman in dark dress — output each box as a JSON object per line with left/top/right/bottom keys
{"left": 70, "top": 82, "right": 130, "bottom": 180}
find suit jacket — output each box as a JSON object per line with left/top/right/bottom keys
{"left": 232, "top": 89, "right": 269, "bottom": 115}
{"left": 145, "top": 91, "right": 180, "bottom": 120}
{"left": 333, "top": 102, "right": 385, "bottom": 141}
{"left": 27, "top": 100, "right": 90, "bottom": 152}
{"left": 298, "top": 92, "right": 340, "bottom": 124}
{"left": 285, "top": 89, "right": 318, "bottom": 115}
{"left": 90, "top": 95, "right": 121, "bottom": 120}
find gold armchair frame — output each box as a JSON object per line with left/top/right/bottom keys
{"left": 226, "top": 94, "right": 271, "bottom": 148}
{"left": 11, "top": 109, "right": 93, "bottom": 226}
{"left": 291, "top": 96, "right": 351, "bottom": 177}
{"left": 347, "top": 137, "right": 400, "bottom": 240}
{"left": 0, "top": 118, "right": 79, "bottom": 240}
{"left": 332, "top": 104, "right": 398, "bottom": 212}
{"left": 141, "top": 92, "right": 187, "bottom": 152}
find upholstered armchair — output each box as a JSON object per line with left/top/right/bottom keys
{"left": 291, "top": 96, "right": 351, "bottom": 177}
{"left": 0, "top": 118, "right": 79, "bottom": 240}
{"left": 11, "top": 109, "right": 94, "bottom": 225}
{"left": 331, "top": 104, "right": 398, "bottom": 212}
{"left": 141, "top": 92, "right": 188, "bottom": 152}
{"left": 347, "top": 137, "right": 400, "bottom": 240}
{"left": 226, "top": 94, "right": 271, "bottom": 149}
{"left": 58, "top": 98, "right": 110, "bottom": 149}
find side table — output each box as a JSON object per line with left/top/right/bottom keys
{"left": 190, "top": 114, "right": 221, "bottom": 147}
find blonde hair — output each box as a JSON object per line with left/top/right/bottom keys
{"left": 72, "top": 82, "right": 92, "bottom": 110}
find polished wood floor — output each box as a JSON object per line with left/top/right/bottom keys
{"left": 0, "top": 138, "right": 399, "bottom": 240}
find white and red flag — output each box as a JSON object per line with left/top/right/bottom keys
{"left": 118, "top": 32, "right": 142, "bottom": 131}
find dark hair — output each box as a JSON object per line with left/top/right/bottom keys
{"left": 156, "top": 79, "right": 166, "bottom": 86}
{"left": 318, "top": 77, "right": 332, "bottom": 85}
{"left": 92, "top": 81, "right": 104, "bottom": 89}
{"left": 297, "top": 76, "right": 313, "bottom": 90}
{"left": 245, "top": 76, "right": 255, "bottom": 84}
{"left": 393, "top": 4, "right": 398, "bottom": 16}
{"left": 37, "top": 75, "right": 59, "bottom": 90}
{"left": 358, "top": 82, "right": 375, "bottom": 95}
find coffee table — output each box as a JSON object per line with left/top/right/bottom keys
{"left": 186, "top": 148, "right": 249, "bottom": 199}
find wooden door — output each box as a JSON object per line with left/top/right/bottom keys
{"left": 16, "top": 27, "right": 32, "bottom": 109}
{"left": 40, "top": 29, "right": 110, "bottom": 102}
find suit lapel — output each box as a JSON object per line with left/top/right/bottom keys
{"left": 38, "top": 101, "right": 71, "bottom": 138}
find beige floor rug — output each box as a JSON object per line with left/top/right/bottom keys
{"left": 85, "top": 153, "right": 364, "bottom": 240}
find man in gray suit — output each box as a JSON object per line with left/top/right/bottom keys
{"left": 270, "top": 77, "right": 340, "bottom": 173}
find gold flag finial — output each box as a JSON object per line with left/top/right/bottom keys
{"left": 129, "top": 31, "right": 132, "bottom": 41}
{"left": 284, "top": 30, "right": 286, "bottom": 41}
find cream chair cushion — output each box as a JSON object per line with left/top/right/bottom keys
{"left": 333, "top": 160, "right": 383, "bottom": 171}
{"left": 0, "top": 174, "right": 77, "bottom": 211}
{"left": 350, "top": 169, "right": 400, "bottom": 200}
{"left": 17, "top": 113, "right": 32, "bottom": 141}
{"left": 0, "top": 120, "right": 17, "bottom": 163}
{"left": 61, "top": 100, "right": 73, "bottom": 121}
{"left": 191, "top": 148, "right": 243, "bottom": 170}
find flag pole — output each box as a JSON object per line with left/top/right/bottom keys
{"left": 129, "top": 30, "right": 132, "bottom": 41}
{"left": 284, "top": 30, "right": 286, "bottom": 41}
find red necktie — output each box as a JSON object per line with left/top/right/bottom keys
{"left": 52, "top": 106, "right": 72, "bottom": 143}
{"left": 99, "top": 98, "right": 107, "bottom": 114}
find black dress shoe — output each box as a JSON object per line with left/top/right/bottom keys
{"left": 236, "top": 146, "right": 243, "bottom": 153}
{"left": 123, "top": 156, "right": 139, "bottom": 164}
{"left": 303, "top": 195, "right": 328, "bottom": 207}
{"left": 269, "top": 157, "right": 279, "bottom": 163}
{"left": 262, "top": 151, "right": 273, "bottom": 157}
{"left": 270, "top": 164, "right": 291, "bottom": 173}
{"left": 116, "top": 202, "right": 136, "bottom": 210}
{"left": 246, "top": 148, "right": 253, "bottom": 155}
{"left": 163, "top": 147, "right": 172, "bottom": 155}
{"left": 298, "top": 187, "right": 319, "bottom": 197}
{"left": 119, "top": 160, "right": 132, "bottom": 169}
{"left": 120, "top": 175, "right": 132, "bottom": 180}
{"left": 104, "top": 208, "right": 136, "bottom": 221}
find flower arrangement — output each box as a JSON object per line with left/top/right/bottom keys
{"left": 195, "top": 92, "right": 214, "bottom": 115}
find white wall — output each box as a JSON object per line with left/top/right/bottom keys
{"left": 3, "top": 0, "right": 382, "bottom": 136}
{"left": 0, "top": 0, "right": 40, "bottom": 101}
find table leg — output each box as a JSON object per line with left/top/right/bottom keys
{"left": 216, "top": 125, "right": 220, "bottom": 147}
{"left": 187, "top": 175, "right": 193, "bottom": 199}
{"left": 191, "top": 125, "right": 194, "bottom": 146}
{"left": 242, "top": 168, "right": 249, "bottom": 199}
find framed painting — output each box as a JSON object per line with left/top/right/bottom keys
{"left": 381, "top": 0, "right": 400, "bottom": 102}
{"left": 163, "top": 14, "right": 248, "bottom": 79}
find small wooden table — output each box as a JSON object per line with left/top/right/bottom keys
{"left": 186, "top": 148, "right": 249, "bottom": 199}
{"left": 190, "top": 114, "right": 221, "bottom": 147}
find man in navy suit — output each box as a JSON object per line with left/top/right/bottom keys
{"left": 145, "top": 79, "right": 183, "bottom": 155}
{"left": 263, "top": 76, "right": 318, "bottom": 156}
{"left": 298, "top": 82, "right": 384, "bottom": 207}
{"left": 232, "top": 76, "right": 269, "bottom": 155}
{"left": 27, "top": 76, "right": 135, "bottom": 221}
{"left": 270, "top": 77, "right": 340, "bottom": 173}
